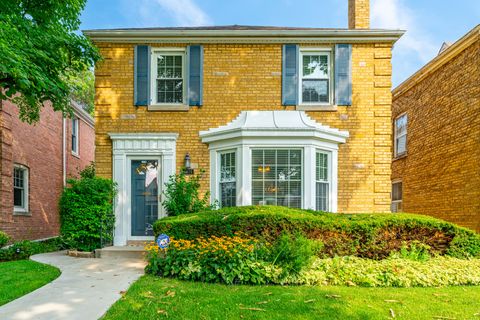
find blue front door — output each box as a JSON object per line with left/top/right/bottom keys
{"left": 131, "top": 160, "right": 159, "bottom": 236}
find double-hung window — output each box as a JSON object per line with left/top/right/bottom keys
{"left": 153, "top": 50, "right": 185, "bottom": 104}
{"left": 316, "top": 151, "right": 330, "bottom": 211}
{"left": 13, "top": 164, "right": 29, "bottom": 213}
{"left": 251, "top": 149, "right": 302, "bottom": 208}
{"left": 391, "top": 181, "right": 403, "bottom": 212}
{"left": 219, "top": 151, "right": 236, "bottom": 207}
{"left": 72, "top": 118, "right": 79, "bottom": 155}
{"left": 300, "top": 50, "right": 332, "bottom": 105}
{"left": 394, "top": 114, "right": 407, "bottom": 157}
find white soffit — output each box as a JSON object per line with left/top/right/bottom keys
{"left": 199, "top": 111, "right": 349, "bottom": 144}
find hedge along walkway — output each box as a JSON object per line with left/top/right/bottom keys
{"left": 0, "top": 251, "right": 145, "bottom": 320}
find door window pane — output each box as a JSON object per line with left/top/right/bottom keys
{"left": 251, "top": 149, "right": 302, "bottom": 208}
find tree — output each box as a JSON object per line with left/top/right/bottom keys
{"left": 0, "top": 0, "right": 100, "bottom": 123}
{"left": 68, "top": 68, "right": 95, "bottom": 115}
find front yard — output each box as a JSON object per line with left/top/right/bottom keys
{"left": 0, "top": 260, "right": 60, "bottom": 306}
{"left": 104, "top": 276, "right": 480, "bottom": 319}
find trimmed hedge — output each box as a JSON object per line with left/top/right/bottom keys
{"left": 153, "top": 206, "right": 480, "bottom": 259}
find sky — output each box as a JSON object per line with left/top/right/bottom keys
{"left": 80, "top": 0, "right": 480, "bottom": 87}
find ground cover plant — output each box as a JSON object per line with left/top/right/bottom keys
{"left": 102, "top": 276, "right": 480, "bottom": 320}
{"left": 0, "top": 237, "right": 67, "bottom": 262}
{"left": 0, "top": 260, "right": 60, "bottom": 306}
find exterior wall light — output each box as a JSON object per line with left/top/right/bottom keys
{"left": 183, "top": 153, "right": 194, "bottom": 175}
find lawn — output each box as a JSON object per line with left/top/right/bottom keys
{"left": 0, "top": 260, "right": 61, "bottom": 306}
{"left": 103, "top": 276, "right": 480, "bottom": 320}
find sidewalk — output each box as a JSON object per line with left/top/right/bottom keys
{"left": 0, "top": 251, "right": 145, "bottom": 320}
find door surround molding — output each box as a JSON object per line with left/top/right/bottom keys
{"left": 109, "top": 133, "right": 178, "bottom": 246}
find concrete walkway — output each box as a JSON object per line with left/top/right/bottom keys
{"left": 0, "top": 251, "right": 146, "bottom": 320}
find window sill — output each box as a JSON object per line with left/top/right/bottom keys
{"left": 71, "top": 151, "right": 80, "bottom": 159}
{"left": 296, "top": 105, "right": 337, "bottom": 112}
{"left": 148, "top": 104, "right": 190, "bottom": 112}
{"left": 393, "top": 153, "right": 407, "bottom": 161}
{"left": 14, "top": 209, "right": 31, "bottom": 216}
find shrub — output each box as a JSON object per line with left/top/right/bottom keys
{"left": 390, "top": 241, "right": 431, "bottom": 262}
{"left": 0, "top": 237, "right": 66, "bottom": 262}
{"left": 292, "top": 256, "right": 480, "bottom": 287}
{"left": 153, "top": 206, "right": 480, "bottom": 259}
{"left": 162, "top": 171, "right": 213, "bottom": 216}
{"left": 271, "top": 234, "right": 323, "bottom": 275}
{"left": 0, "top": 231, "right": 9, "bottom": 248}
{"left": 145, "top": 234, "right": 281, "bottom": 284}
{"left": 60, "top": 166, "right": 116, "bottom": 252}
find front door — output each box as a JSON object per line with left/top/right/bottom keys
{"left": 131, "top": 160, "right": 159, "bottom": 237}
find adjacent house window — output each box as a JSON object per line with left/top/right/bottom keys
{"left": 394, "top": 114, "right": 407, "bottom": 157}
{"left": 252, "top": 149, "right": 302, "bottom": 208}
{"left": 219, "top": 151, "right": 236, "bottom": 208}
{"left": 152, "top": 50, "right": 185, "bottom": 104}
{"left": 316, "top": 151, "right": 330, "bottom": 211}
{"left": 391, "top": 181, "right": 403, "bottom": 213}
{"left": 13, "top": 164, "right": 29, "bottom": 213}
{"left": 299, "top": 50, "right": 332, "bottom": 105}
{"left": 72, "top": 118, "right": 79, "bottom": 155}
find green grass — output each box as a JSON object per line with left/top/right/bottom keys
{"left": 0, "top": 260, "right": 61, "bottom": 306}
{"left": 103, "top": 276, "right": 480, "bottom": 320}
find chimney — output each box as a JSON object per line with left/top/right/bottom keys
{"left": 348, "top": 0, "right": 370, "bottom": 29}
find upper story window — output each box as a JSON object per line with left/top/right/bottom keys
{"left": 152, "top": 50, "right": 185, "bottom": 105}
{"left": 299, "top": 49, "right": 332, "bottom": 105}
{"left": 219, "top": 151, "right": 236, "bottom": 208}
{"left": 13, "top": 164, "right": 29, "bottom": 213}
{"left": 391, "top": 181, "right": 403, "bottom": 213}
{"left": 72, "top": 118, "right": 79, "bottom": 155}
{"left": 394, "top": 114, "right": 408, "bottom": 157}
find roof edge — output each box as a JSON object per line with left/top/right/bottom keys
{"left": 83, "top": 28, "right": 405, "bottom": 43}
{"left": 393, "top": 24, "right": 479, "bottom": 98}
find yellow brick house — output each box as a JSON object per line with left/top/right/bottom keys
{"left": 85, "top": 0, "right": 404, "bottom": 246}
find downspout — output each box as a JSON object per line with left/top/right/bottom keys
{"left": 62, "top": 117, "right": 66, "bottom": 186}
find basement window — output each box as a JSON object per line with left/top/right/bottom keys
{"left": 391, "top": 181, "right": 403, "bottom": 213}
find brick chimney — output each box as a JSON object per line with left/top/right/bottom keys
{"left": 348, "top": 0, "right": 370, "bottom": 29}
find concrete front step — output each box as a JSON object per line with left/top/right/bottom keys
{"left": 95, "top": 246, "right": 146, "bottom": 259}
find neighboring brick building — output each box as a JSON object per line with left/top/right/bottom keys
{"left": 391, "top": 25, "right": 479, "bottom": 232}
{"left": 85, "top": 0, "right": 404, "bottom": 246}
{"left": 0, "top": 100, "right": 95, "bottom": 240}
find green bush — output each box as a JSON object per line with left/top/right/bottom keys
{"left": 271, "top": 234, "right": 323, "bottom": 275}
{"left": 59, "top": 167, "right": 116, "bottom": 252}
{"left": 153, "top": 206, "right": 480, "bottom": 259}
{"left": 291, "top": 256, "right": 480, "bottom": 287}
{"left": 162, "top": 171, "right": 213, "bottom": 216}
{"left": 0, "top": 231, "right": 9, "bottom": 248}
{"left": 0, "top": 237, "right": 66, "bottom": 262}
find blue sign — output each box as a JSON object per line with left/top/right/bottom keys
{"left": 156, "top": 234, "right": 170, "bottom": 249}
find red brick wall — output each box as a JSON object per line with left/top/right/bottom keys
{"left": 0, "top": 101, "right": 95, "bottom": 241}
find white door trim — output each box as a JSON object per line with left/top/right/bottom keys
{"left": 109, "top": 133, "right": 178, "bottom": 246}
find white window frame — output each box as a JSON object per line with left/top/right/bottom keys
{"left": 299, "top": 48, "right": 333, "bottom": 106}
{"left": 315, "top": 150, "right": 332, "bottom": 212}
{"left": 250, "top": 148, "right": 304, "bottom": 209}
{"left": 72, "top": 118, "right": 79, "bottom": 156}
{"left": 218, "top": 150, "right": 238, "bottom": 208}
{"left": 391, "top": 180, "right": 403, "bottom": 213}
{"left": 13, "top": 164, "right": 29, "bottom": 214}
{"left": 150, "top": 48, "right": 186, "bottom": 106}
{"left": 394, "top": 113, "right": 408, "bottom": 158}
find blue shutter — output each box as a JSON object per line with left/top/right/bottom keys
{"left": 335, "top": 44, "right": 352, "bottom": 106}
{"left": 282, "top": 44, "right": 299, "bottom": 106}
{"left": 188, "top": 45, "right": 203, "bottom": 106}
{"left": 134, "top": 45, "right": 150, "bottom": 106}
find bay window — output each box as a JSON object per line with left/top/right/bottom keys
{"left": 219, "top": 151, "right": 236, "bottom": 207}
{"left": 316, "top": 151, "right": 330, "bottom": 211}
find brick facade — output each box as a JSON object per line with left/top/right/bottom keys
{"left": 0, "top": 101, "right": 95, "bottom": 240}
{"left": 93, "top": 41, "right": 394, "bottom": 213}
{"left": 348, "top": 0, "right": 370, "bottom": 29}
{"left": 392, "top": 27, "right": 479, "bottom": 232}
